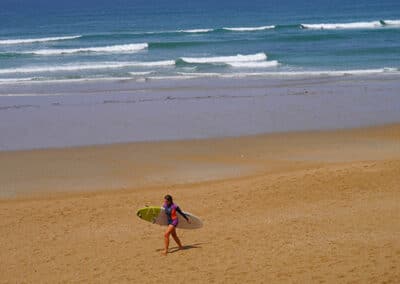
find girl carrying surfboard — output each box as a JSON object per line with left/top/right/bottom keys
{"left": 162, "top": 194, "right": 190, "bottom": 255}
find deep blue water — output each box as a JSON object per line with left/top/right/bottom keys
{"left": 0, "top": 0, "right": 399, "bottom": 82}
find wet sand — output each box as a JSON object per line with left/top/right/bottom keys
{"left": 1, "top": 124, "right": 399, "bottom": 283}
{"left": 1, "top": 74, "right": 400, "bottom": 151}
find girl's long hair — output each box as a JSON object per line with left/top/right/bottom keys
{"left": 164, "top": 194, "right": 173, "bottom": 204}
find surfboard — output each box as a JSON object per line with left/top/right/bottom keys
{"left": 136, "top": 206, "right": 203, "bottom": 229}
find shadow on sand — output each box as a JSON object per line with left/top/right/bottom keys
{"left": 156, "top": 242, "right": 205, "bottom": 254}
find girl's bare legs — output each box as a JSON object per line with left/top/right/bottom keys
{"left": 163, "top": 225, "right": 175, "bottom": 255}
{"left": 171, "top": 228, "right": 183, "bottom": 249}
{"left": 163, "top": 225, "right": 183, "bottom": 255}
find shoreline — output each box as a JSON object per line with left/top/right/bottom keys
{"left": 1, "top": 68, "right": 399, "bottom": 86}
{"left": 1, "top": 73, "right": 400, "bottom": 151}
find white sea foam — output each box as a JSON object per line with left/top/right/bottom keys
{"left": 383, "top": 20, "right": 400, "bottom": 26}
{"left": 0, "top": 78, "right": 36, "bottom": 84}
{"left": 223, "top": 25, "right": 275, "bottom": 31}
{"left": 320, "top": 68, "right": 398, "bottom": 75}
{"left": 227, "top": 60, "right": 279, "bottom": 68}
{"left": 0, "top": 35, "right": 82, "bottom": 45}
{"left": 180, "top": 53, "right": 267, "bottom": 64}
{"left": 178, "top": 29, "right": 214, "bottom": 33}
{"left": 134, "top": 60, "right": 175, "bottom": 67}
{"left": 0, "top": 60, "right": 175, "bottom": 74}
{"left": 177, "top": 72, "right": 221, "bottom": 77}
{"left": 300, "top": 21, "right": 383, "bottom": 30}
{"left": 129, "top": 71, "right": 154, "bottom": 76}
{"left": 173, "top": 68, "right": 399, "bottom": 79}
{"left": 140, "top": 28, "right": 213, "bottom": 35}
{"left": 0, "top": 68, "right": 398, "bottom": 86}
{"left": 244, "top": 68, "right": 398, "bottom": 76}
{"left": 0, "top": 76, "right": 136, "bottom": 87}
{"left": 27, "top": 43, "right": 148, "bottom": 55}
{"left": 146, "top": 75, "right": 201, "bottom": 80}
{"left": 185, "top": 68, "right": 399, "bottom": 78}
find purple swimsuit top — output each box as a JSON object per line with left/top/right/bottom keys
{"left": 163, "top": 202, "right": 188, "bottom": 223}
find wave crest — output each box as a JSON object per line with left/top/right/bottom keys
{"left": 0, "top": 35, "right": 82, "bottom": 45}
{"left": 0, "top": 60, "right": 175, "bottom": 74}
{"left": 178, "top": 29, "right": 214, "bottom": 33}
{"left": 223, "top": 25, "right": 275, "bottom": 32}
{"left": 27, "top": 43, "right": 148, "bottom": 55}
{"left": 228, "top": 60, "right": 279, "bottom": 68}
{"left": 383, "top": 20, "right": 400, "bottom": 26}
{"left": 300, "top": 21, "right": 382, "bottom": 30}
{"left": 179, "top": 52, "right": 279, "bottom": 69}
{"left": 180, "top": 53, "right": 267, "bottom": 64}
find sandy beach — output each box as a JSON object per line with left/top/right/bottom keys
{"left": 2, "top": 0, "right": 400, "bottom": 282}
{"left": 1, "top": 123, "right": 399, "bottom": 283}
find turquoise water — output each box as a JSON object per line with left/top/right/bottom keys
{"left": 0, "top": 0, "right": 399, "bottom": 82}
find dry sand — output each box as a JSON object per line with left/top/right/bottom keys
{"left": 0, "top": 124, "right": 399, "bottom": 283}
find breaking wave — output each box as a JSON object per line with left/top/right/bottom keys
{"left": 178, "top": 29, "right": 214, "bottom": 33}
{"left": 383, "top": 20, "right": 400, "bottom": 26}
{"left": 25, "top": 43, "right": 148, "bottom": 55}
{"left": 299, "top": 20, "right": 400, "bottom": 30}
{"left": 0, "top": 35, "right": 82, "bottom": 45}
{"left": 222, "top": 25, "right": 275, "bottom": 32}
{"left": 180, "top": 53, "right": 267, "bottom": 64}
{"left": 0, "top": 60, "right": 175, "bottom": 74}
{"left": 227, "top": 60, "right": 279, "bottom": 68}
{"left": 179, "top": 52, "right": 279, "bottom": 68}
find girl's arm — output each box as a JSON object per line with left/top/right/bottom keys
{"left": 176, "top": 207, "right": 189, "bottom": 221}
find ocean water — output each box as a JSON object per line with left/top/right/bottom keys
{"left": 0, "top": 0, "right": 399, "bottom": 82}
